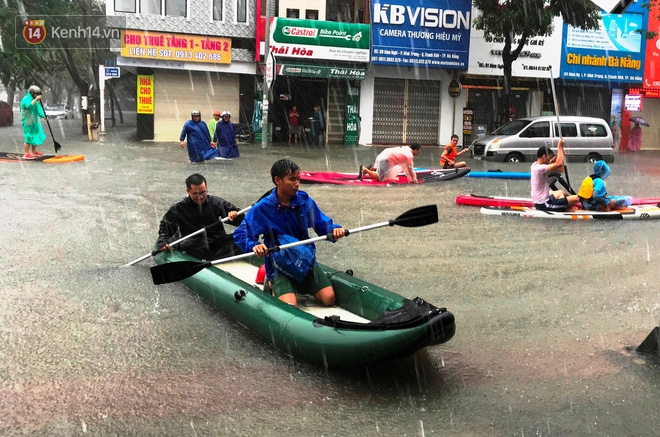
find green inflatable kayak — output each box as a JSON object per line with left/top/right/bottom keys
{"left": 153, "top": 250, "right": 455, "bottom": 367}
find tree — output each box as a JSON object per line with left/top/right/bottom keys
{"left": 472, "top": 0, "right": 601, "bottom": 124}
{"left": 0, "top": 0, "right": 112, "bottom": 130}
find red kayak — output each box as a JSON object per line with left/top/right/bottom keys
{"left": 456, "top": 194, "right": 660, "bottom": 208}
{"left": 301, "top": 168, "right": 470, "bottom": 185}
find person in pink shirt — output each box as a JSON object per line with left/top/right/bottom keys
{"left": 359, "top": 143, "right": 421, "bottom": 183}
{"left": 531, "top": 138, "right": 578, "bottom": 211}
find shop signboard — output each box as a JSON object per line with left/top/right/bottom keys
{"left": 468, "top": 9, "right": 563, "bottom": 78}
{"left": 643, "top": 6, "right": 660, "bottom": 88}
{"left": 344, "top": 90, "right": 359, "bottom": 145}
{"left": 137, "top": 75, "right": 153, "bottom": 114}
{"left": 269, "top": 18, "right": 370, "bottom": 63}
{"left": 121, "top": 30, "right": 231, "bottom": 64}
{"left": 371, "top": 0, "right": 472, "bottom": 69}
{"left": 462, "top": 107, "right": 473, "bottom": 146}
{"left": 624, "top": 94, "right": 642, "bottom": 111}
{"left": 560, "top": 2, "right": 647, "bottom": 82}
{"left": 279, "top": 64, "right": 366, "bottom": 80}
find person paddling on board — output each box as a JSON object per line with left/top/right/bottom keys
{"left": 20, "top": 85, "right": 47, "bottom": 160}
{"left": 359, "top": 143, "right": 421, "bottom": 183}
{"left": 578, "top": 160, "right": 632, "bottom": 211}
{"left": 439, "top": 134, "right": 469, "bottom": 169}
{"left": 531, "top": 138, "right": 579, "bottom": 212}
{"left": 180, "top": 110, "right": 219, "bottom": 163}
{"left": 234, "top": 159, "right": 345, "bottom": 308}
{"left": 157, "top": 173, "right": 244, "bottom": 260}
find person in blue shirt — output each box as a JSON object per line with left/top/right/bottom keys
{"left": 180, "top": 110, "right": 219, "bottom": 163}
{"left": 234, "top": 159, "right": 345, "bottom": 307}
{"left": 212, "top": 110, "right": 239, "bottom": 159}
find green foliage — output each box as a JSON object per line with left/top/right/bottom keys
{"left": 0, "top": 0, "right": 108, "bottom": 93}
{"left": 473, "top": 0, "right": 600, "bottom": 41}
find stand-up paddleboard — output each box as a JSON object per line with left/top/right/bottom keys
{"left": 457, "top": 194, "right": 660, "bottom": 208}
{"left": 0, "top": 152, "right": 84, "bottom": 163}
{"left": 300, "top": 168, "right": 470, "bottom": 185}
{"left": 466, "top": 171, "right": 530, "bottom": 179}
{"left": 480, "top": 204, "right": 660, "bottom": 220}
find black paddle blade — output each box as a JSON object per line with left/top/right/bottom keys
{"left": 150, "top": 261, "right": 210, "bottom": 285}
{"left": 391, "top": 205, "right": 438, "bottom": 228}
{"left": 53, "top": 140, "right": 62, "bottom": 153}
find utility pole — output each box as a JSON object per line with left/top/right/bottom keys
{"left": 261, "top": 1, "right": 271, "bottom": 149}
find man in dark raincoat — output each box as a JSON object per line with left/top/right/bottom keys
{"left": 157, "top": 173, "right": 244, "bottom": 260}
{"left": 180, "top": 110, "right": 219, "bottom": 163}
{"left": 21, "top": 85, "right": 47, "bottom": 159}
{"left": 212, "top": 110, "right": 239, "bottom": 159}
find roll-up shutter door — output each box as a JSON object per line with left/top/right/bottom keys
{"left": 153, "top": 70, "right": 239, "bottom": 142}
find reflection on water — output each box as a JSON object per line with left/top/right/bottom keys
{"left": 1, "top": 122, "right": 659, "bottom": 435}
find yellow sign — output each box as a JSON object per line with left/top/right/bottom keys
{"left": 137, "top": 75, "right": 154, "bottom": 114}
{"left": 121, "top": 30, "right": 231, "bottom": 64}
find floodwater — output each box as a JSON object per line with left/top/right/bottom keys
{"left": 1, "top": 120, "right": 659, "bottom": 436}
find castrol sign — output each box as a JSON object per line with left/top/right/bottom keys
{"left": 282, "top": 27, "right": 318, "bottom": 38}
{"left": 269, "top": 18, "right": 370, "bottom": 63}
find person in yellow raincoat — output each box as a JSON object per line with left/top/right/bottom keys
{"left": 208, "top": 110, "right": 221, "bottom": 139}
{"left": 20, "top": 85, "right": 47, "bottom": 159}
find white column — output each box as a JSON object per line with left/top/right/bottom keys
{"left": 99, "top": 64, "right": 106, "bottom": 134}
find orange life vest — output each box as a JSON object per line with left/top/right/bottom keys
{"left": 440, "top": 144, "right": 456, "bottom": 164}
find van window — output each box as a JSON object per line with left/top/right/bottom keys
{"left": 520, "top": 121, "right": 550, "bottom": 138}
{"left": 553, "top": 123, "right": 578, "bottom": 137}
{"left": 492, "top": 119, "right": 532, "bottom": 135}
{"left": 580, "top": 123, "right": 608, "bottom": 137}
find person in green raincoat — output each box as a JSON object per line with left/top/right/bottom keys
{"left": 21, "top": 85, "right": 47, "bottom": 159}
{"left": 208, "top": 110, "right": 221, "bottom": 139}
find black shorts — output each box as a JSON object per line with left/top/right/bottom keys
{"left": 442, "top": 161, "right": 454, "bottom": 169}
{"left": 534, "top": 194, "right": 569, "bottom": 212}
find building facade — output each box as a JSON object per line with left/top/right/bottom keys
{"left": 107, "top": 0, "right": 257, "bottom": 141}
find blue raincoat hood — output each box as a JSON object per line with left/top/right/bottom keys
{"left": 593, "top": 161, "right": 611, "bottom": 180}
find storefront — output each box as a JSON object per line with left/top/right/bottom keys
{"left": 362, "top": 0, "right": 472, "bottom": 146}
{"left": 266, "top": 18, "right": 370, "bottom": 144}
{"left": 119, "top": 29, "right": 255, "bottom": 141}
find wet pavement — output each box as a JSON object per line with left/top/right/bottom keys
{"left": 1, "top": 119, "right": 659, "bottom": 436}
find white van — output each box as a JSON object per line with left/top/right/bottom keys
{"left": 470, "top": 116, "right": 614, "bottom": 163}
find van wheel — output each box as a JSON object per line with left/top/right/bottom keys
{"left": 504, "top": 153, "right": 524, "bottom": 163}
{"left": 585, "top": 153, "right": 602, "bottom": 163}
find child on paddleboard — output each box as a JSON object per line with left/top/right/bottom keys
{"left": 234, "top": 159, "right": 345, "bottom": 308}
{"left": 578, "top": 160, "right": 632, "bottom": 211}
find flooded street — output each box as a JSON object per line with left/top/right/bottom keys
{"left": 1, "top": 120, "right": 659, "bottom": 436}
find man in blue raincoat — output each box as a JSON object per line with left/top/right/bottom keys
{"left": 234, "top": 159, "right": 344, "bottom": 308}
{"left": 212, "top": 110, "right": 239, "bottom": 159}
{"left": 21, "top": 85, "right": 47, "bottom": 159}
{"left": 180, "top": 110, "right": 219, "bottom": 163}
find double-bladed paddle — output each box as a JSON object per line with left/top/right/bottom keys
{"left": 122, "top": 205, "right": 252, "bottom": 268}
{"left": 39, "top": 100, "right": 63, "bottom": 153}
{"left": 150, "top": 204, "right": 439, "bottom": 285}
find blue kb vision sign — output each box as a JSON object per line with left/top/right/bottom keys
{"left": 371, "top": 0, "right": 472, "bottom": 69}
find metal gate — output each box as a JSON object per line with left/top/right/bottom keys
{"left": 406, "top": 80, "right": 440, "bottom": 144}
{"left": 373, "top": 78, "right": 405, "bottom": 143}
{"left": 373, "top": 78, "right": 440, "bottom": 144}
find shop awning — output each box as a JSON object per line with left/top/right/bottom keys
{"left": 278, "top": 64, "right": 365, "bottom": 80}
